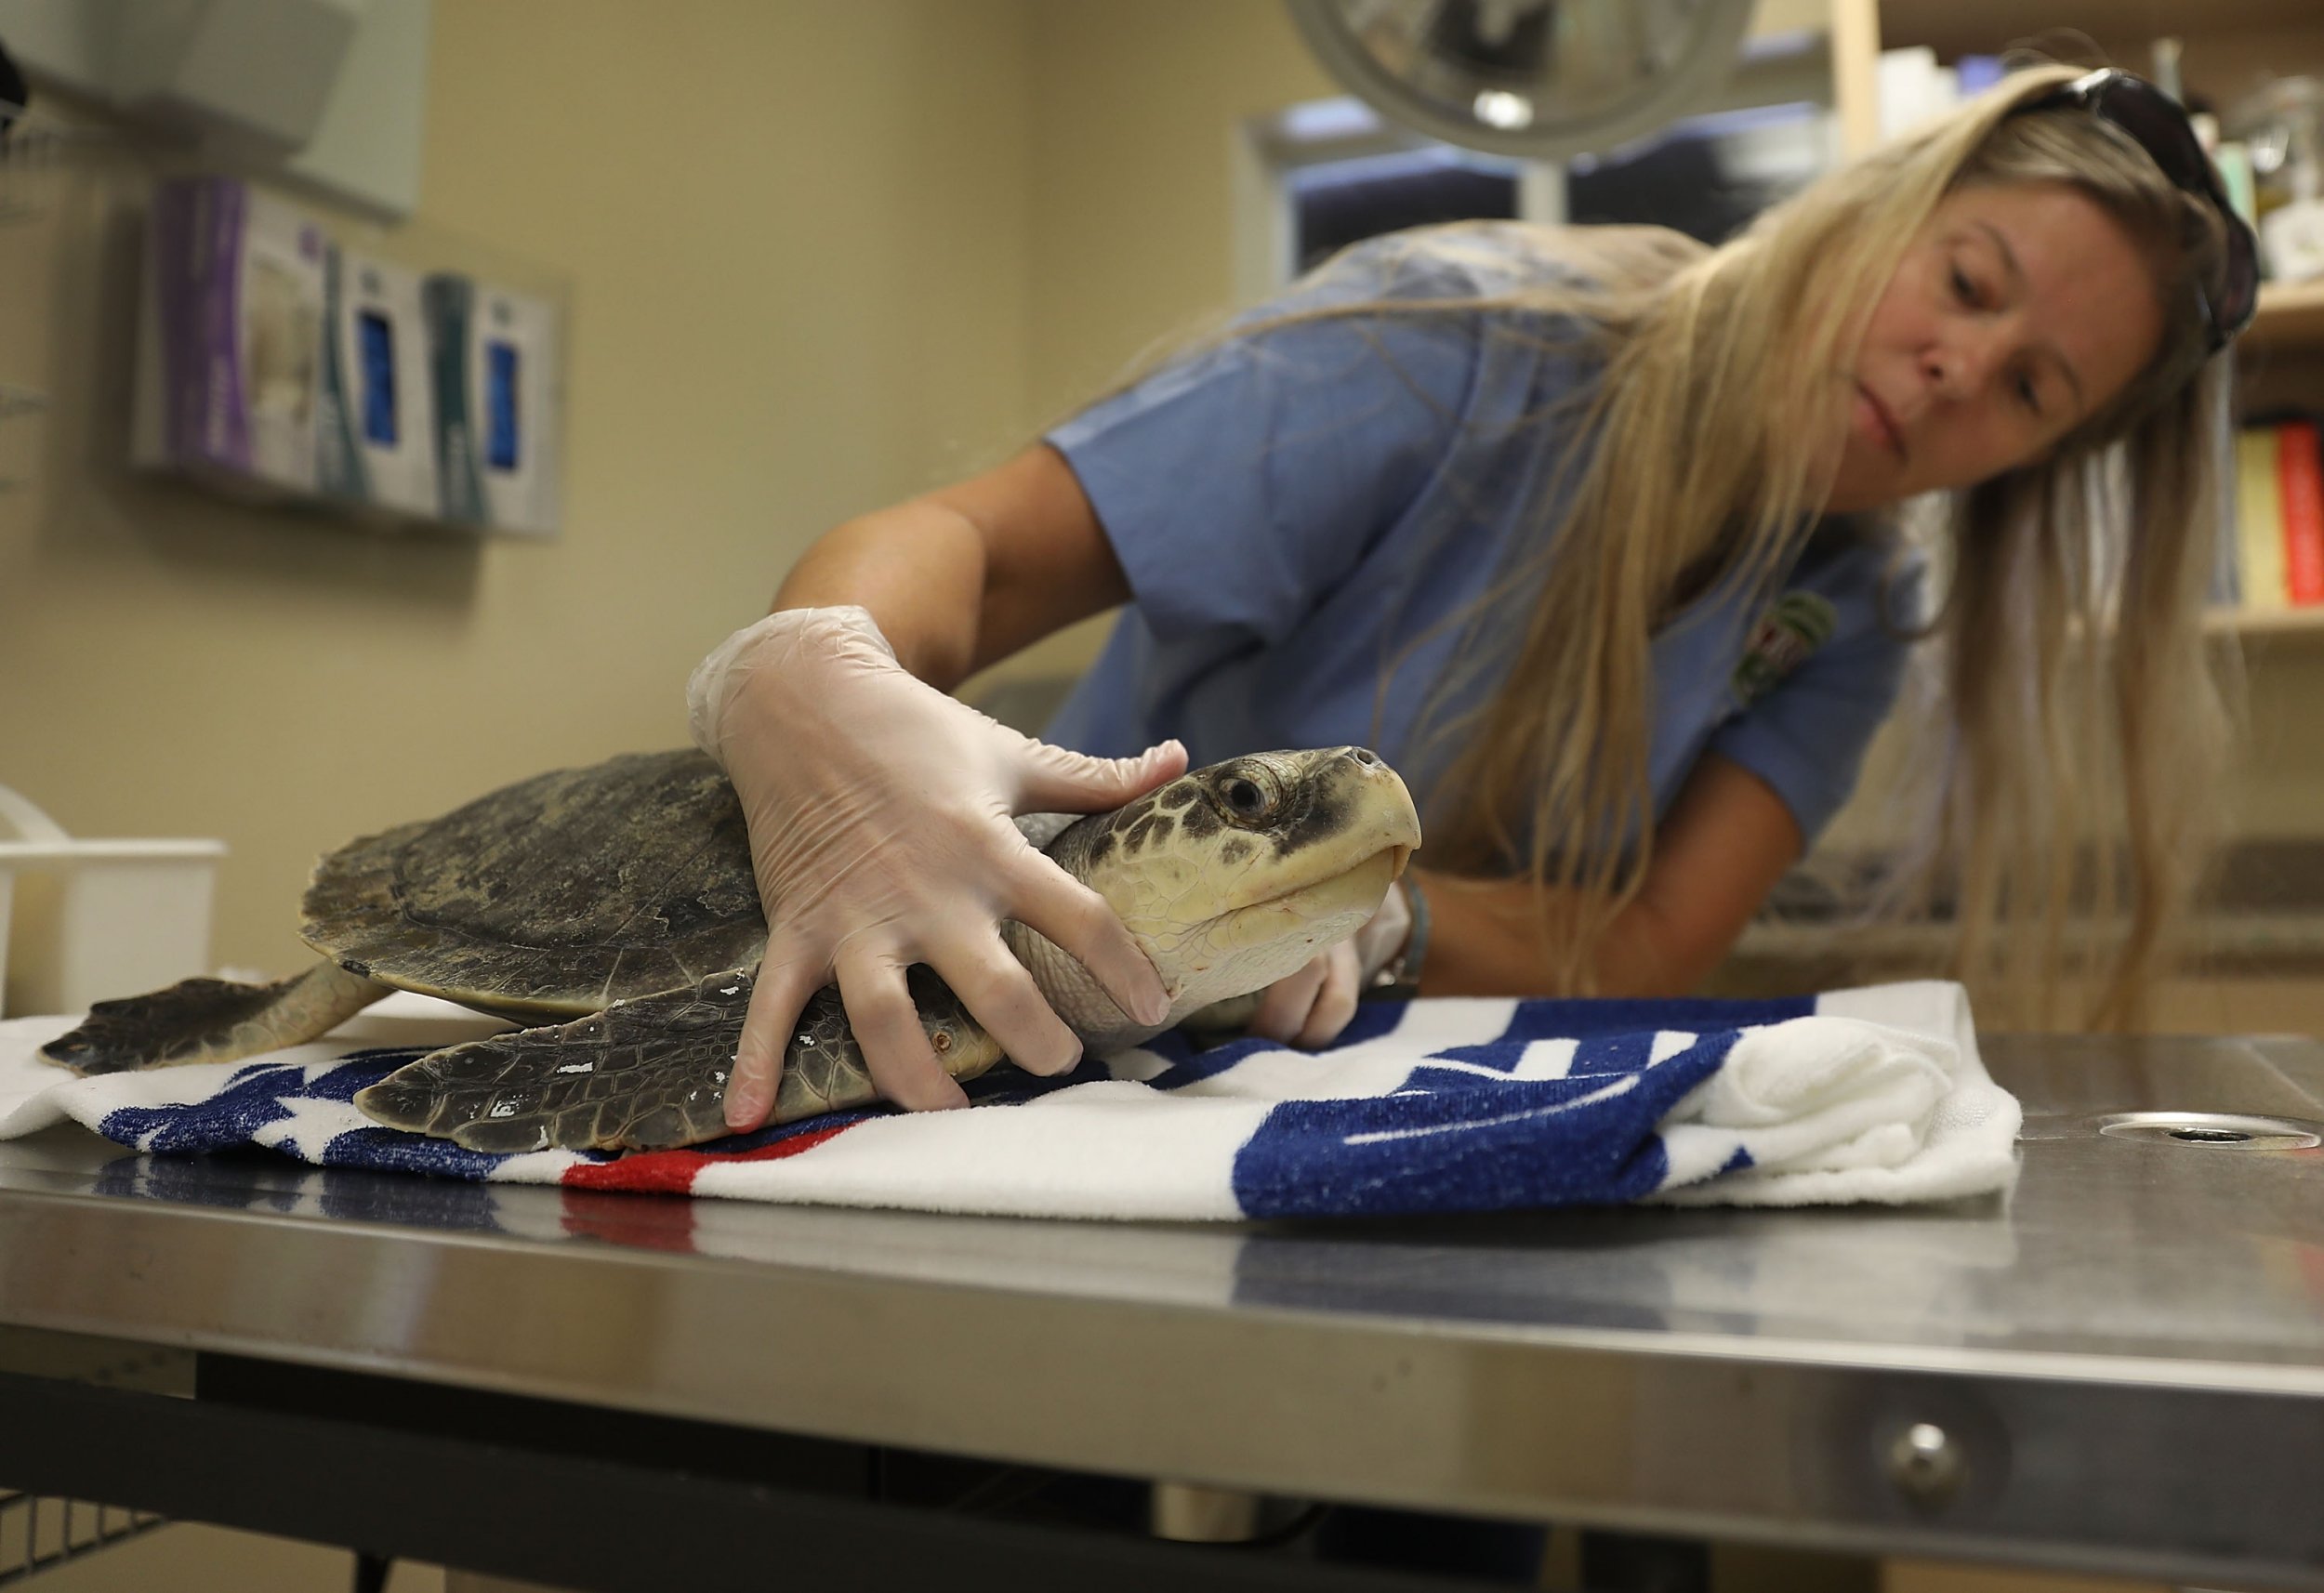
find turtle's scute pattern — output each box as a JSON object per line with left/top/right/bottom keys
{"left": 306, "top": 752, "right": 767, "bottom": 1020}
{"left": 358, "top": 967, "right": 759, "bottom": 1152}
{"left": 358, "top": 964, "right": 1001, "bottom": 1152}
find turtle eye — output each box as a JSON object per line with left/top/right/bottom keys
{"left": 1218, "top": 770, "right": 1278, "bottom": 823}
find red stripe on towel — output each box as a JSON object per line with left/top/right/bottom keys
{"left": 561, "top": 1120, "right": 858, "bottom": 1194}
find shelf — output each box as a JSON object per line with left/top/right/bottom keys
{"left": 1881, "top": 0, "right": 2323, "bottom": 62}
{"left": 2244, "top": 279, "right": 2324, "bottom": 354}
{"left": 2206, "top": 602, "right": 2324, "bottom": 637}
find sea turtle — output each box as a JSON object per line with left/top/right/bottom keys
{"left": 42, "top": 745, "right": 1420, "bottom": 1153}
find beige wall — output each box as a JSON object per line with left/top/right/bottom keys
{"left": 965, "top": 0, "right": 1339, "bottom": 688}
{"left": 0, "top": 1, "right": 1039, "bottom": 981}
{"left": 1023, "top": 0, "right": 1329, "bottom": 419}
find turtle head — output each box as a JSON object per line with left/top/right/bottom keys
{"left": 1046, "top": 747, "right": 1422, "bottom": 1018}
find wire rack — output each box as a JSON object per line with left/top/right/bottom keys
{"left": 0, "top": 382, "right": 45, "bottom": 494}
{"left": 0, "top": 1491, "right": 166, "bottom": 1586}
{"left": 0, "top": 99, "right": 112, "bottom": 229}
{"left": 0, "top": 89, "right": 64, "bottom": 496}
{"left": 0, "top": 99, "right": 54, "bottom": 227}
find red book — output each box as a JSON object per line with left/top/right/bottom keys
{"left": 2281, "top": 419, "right": 2324, "bottom": 607}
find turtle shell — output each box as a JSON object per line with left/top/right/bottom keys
{"left": 302, "top": 749, "right": 766, "bottom": 1020}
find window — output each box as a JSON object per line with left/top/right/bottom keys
{"left": 1289, "top": 145, "right": 1524, "bottom": 276}
{"left": 1565, "top": 99, "right": 1829, "bottom": 244}
{"left": 1235, "top": 96, "right": 1559, "bottom": 302}
{"left": 1236, "top": 28, "right": 1836, "bottom": 296}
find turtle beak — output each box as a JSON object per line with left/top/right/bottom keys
{"left": 1385, "top": 843, "right": 1413, "bottom": 880}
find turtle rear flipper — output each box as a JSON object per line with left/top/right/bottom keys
{"left": 357, "top": 966, "right": 1005, "bottom": 1153}
{"left": 40, "top": 961, "right": 390, "bottom": 1074}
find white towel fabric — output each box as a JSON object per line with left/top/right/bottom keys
{"left": 0, "top": 981, "right": 2018, "bottom": 1220}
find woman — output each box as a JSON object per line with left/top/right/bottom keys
{"left": 693, "top": 64, "right": 2256, "bottom": 1134}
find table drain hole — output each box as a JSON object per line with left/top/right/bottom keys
{"left": 2096, "top": 1112, "right": 2324, "bottom": 1150}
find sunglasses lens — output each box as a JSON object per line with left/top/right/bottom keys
{"left": 2102, "top": 81, "right": 2207, "bottom": 182}
{"left": 2091, "top": 76, "right": 2261, "bottom": 342}
{"left": 2217, "top": 224, "right": 2260, "bottom": 333}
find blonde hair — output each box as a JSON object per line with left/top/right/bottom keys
{"left": 1872, "top": 87, "right": 2237, "bottom": 1028}
{"left": 1223, "top": 64, "right": 2235, "bottom": 1025}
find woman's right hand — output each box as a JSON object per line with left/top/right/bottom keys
{"left": 690, "top": 606, "right": 1186, "bottom": 1131}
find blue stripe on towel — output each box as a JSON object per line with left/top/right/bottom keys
{"left": 1231, "top": 1033, "right": 1742, "bottom": 1218}
{"left": 1139, "top": 999, "right": 1417, "bottom": 1091}
{"left": 1224, "top": 994, "right": 1816, "bottom": 1218}
{"left": 1488, "top": 995, "right": 1815, "bottom": 1041}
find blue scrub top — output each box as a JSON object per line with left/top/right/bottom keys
{"left": 1042, "top": 224, "right": 1921, "bottom": 858}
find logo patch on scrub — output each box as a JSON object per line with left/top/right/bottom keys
{"left": 1732, "top": 592, "right": 1838, "bottom": 706}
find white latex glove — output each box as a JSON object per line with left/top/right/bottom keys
{"left": 1243, "top": 875, "right": 1414, "bottom": 1048}
{"left": 689, "top": 607, "right": 1185, "bottom": 1130}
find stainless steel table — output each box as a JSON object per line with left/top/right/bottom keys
{"left": 0, "top": 1033, "right": 2319, "bottom": 1591}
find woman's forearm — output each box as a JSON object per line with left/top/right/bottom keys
{"left": 1414, "top": 756, "right": 1800, "bottom": 1000}
{"left": 772, "top": 501, "right": 989, "bottom": 691}
{"left": 772, "top": 445, "right": 1132, "bottom": 693}
{"left": 1412, "top": 866, "right": 1721, "bottom": 1001}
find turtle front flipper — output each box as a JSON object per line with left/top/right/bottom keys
{"left": 40, "top": 961, "right": 390, "bottom": 1074}
{"left": 355, "top": 966, "right": 1006, "bottom": 1153}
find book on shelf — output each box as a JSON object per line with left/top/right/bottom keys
{"left": 2225, "top": 417, "right": 2324, "bottom": 613}
{"left": 2286, "top": 419, "right": 2324, "bottom": 605}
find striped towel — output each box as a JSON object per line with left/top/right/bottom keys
{"left": 0, "top": 981, "right": 2016, "bottom": 1219}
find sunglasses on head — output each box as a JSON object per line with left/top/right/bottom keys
{"left": 2013, "top": 67, "right": 2261, "bottom": 354}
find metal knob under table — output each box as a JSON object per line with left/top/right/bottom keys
{"left": 0, "top": 1033, "right": 2317, "bottom": 1591}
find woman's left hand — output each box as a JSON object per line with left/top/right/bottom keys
{"left": 1244, "top": 877, "right": 1413, "bottom": 1047}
